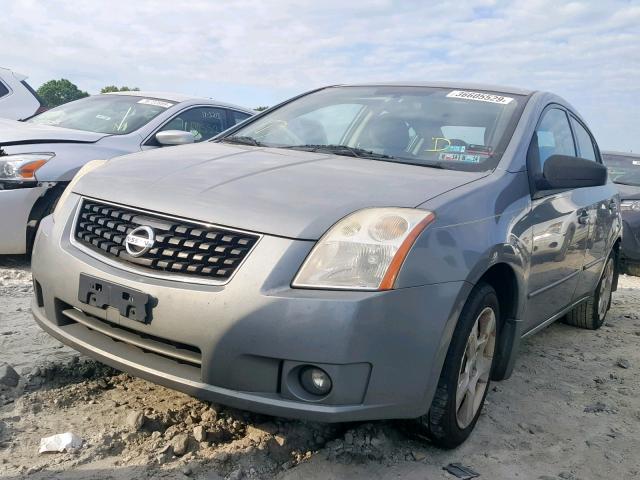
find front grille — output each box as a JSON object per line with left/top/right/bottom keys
{"left": 73, "top": 199, "right": 259, "bottom": 282}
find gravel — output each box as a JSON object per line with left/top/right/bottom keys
{"left": 2, "top": 256, "right": 640, "bottom": 479}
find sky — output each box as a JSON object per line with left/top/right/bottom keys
{"left": 1, "top": 0, "right": 639, "bottom": 152}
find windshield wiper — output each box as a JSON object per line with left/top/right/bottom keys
{"left": 220, "top": 136, "right": 263, "bottom": 146}
{"left": 280, "top": 144, "right": 393, "bottom": 160}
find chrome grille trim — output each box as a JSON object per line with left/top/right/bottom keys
{"left": 69, "top": 196, "right": 262, "bottom": 286}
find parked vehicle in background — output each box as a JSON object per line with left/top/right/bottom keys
{"left": 31, "top": 82, "right": 621, "bottom": 448}
{"left": 0, "top": 91, "right": 253, "bottom": 254}
{"left": 0, "top": 67, "right": 45, "bottom": 120}
{"left": 602, "top": 151, "right": 640, "bottom": 275}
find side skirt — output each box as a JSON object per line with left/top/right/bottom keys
{"left": 521, "top": 295, "right": 590, "bottom": 339}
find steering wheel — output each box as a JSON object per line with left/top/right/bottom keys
{"left": 448, "top": 138, "right": 469, "bottom": 148}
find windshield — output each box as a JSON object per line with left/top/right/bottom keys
{"left": 602, "top": 153, "right": 640, "bottom": 187}
{"left": 221, "top": 86, "right": 526, "bottom": 171}
{"left": 27, "top": 95, "right": 175, "bottom": 135}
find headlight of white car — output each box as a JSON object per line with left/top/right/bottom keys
{"left": 292, "top": 208, "right": 436, "bottom": 290}
{"left": 0, "top": 153, "right": 54, "bottom": 181}
{"left": 52, "top": 159, "right": 107, "bottom": 223}
{"left": 620, "top": 200, "right": 640, "bottom": 212}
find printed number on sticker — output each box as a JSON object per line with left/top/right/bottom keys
{"left": 447, "top": 90, "right": 513, "bottom": 105}
{"left": 138, "top": 99, "right": 174, "bottom": 108}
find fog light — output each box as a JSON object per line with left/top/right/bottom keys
{"left": 299, "top": 367, "right": 332, "bottom": 396}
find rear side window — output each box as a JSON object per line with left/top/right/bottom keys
{"left": 0, "top": 81, "right": 9, "bottom": 98}
{"left": 570, "top": 117, "right": 597, "bottom": 161}
{"left": 530, "top": 108, "right": 576, "bottom": 170}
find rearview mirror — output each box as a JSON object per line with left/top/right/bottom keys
{"left": 155, "top": 130, "right": 195, "bottom": 146}
{"left": 540, "top": 154, "right": 607, "bottom": 190}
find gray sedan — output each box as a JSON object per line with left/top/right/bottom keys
{"left": 31, "top": 83, "right": 621, "bottom": 447}
{"left": 0, "top": 91, "right": 253, "bottom": 254}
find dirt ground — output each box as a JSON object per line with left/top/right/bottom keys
{"left": 1, "top": 255, "right": 639, "bottom": 480}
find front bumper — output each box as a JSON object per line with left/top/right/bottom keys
{"left": 0, "top": 185, "right": 49, "bottom": 254}
{"left": 31, "top": 197, "right": 470, "bottom": 422}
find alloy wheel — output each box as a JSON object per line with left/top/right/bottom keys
{"left": 455, "top": 306, "right": 497, "bottom": 429}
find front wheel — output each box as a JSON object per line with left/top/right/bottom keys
{"left": 414, "top": 283, "right": 499, "bottom": 448}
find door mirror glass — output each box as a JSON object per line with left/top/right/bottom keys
{"left": 541, "top": 154, "right": 607, "bottom": 190}
{"left": 155, "top": 130, "right": 195, "bottom": 146}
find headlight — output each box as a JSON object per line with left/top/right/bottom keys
{"left": 52, "top": 159, "right": 107, "bottom": 223}
{"left": 0, "top": 153, "right": 54, "bottom": 181}
{"left": 621, "top": 200, "right": 640, "bottom": 212}
{"left": 292, "top": 208, "right": 435, "bottom": 290}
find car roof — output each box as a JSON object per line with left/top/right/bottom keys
{"left": 338, "top": 81, "right": 535, "bottom": 96}
{"left": 602, "top": 151, "right": 640, "bottom": 159}
{"left": 103, "top": 91, "right": 253, "bottom": 113}
{"left": 0, "top": 66, "right": 27, "bottom": 81}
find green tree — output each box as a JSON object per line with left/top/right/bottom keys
{"left": 255, "top": 106, "right": 269, "bottom": 111}
{"left": 100, "top": 85, "right": 140, "bottom": 93}
{"left": 36, "top": 79, "right": 89, "bottom": 107}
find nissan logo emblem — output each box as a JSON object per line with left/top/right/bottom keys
{"left": 125, "top": 226, "right": 156, "bottom": 257}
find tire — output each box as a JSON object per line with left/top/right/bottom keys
{"left": 414, "top": 283, "right": 500, "bottom": 449}
{"left": 622, "top": 261, "right": 640, "bottom": 277}
{"left": 563, "top": 252, "right": 615, "bottom": 330}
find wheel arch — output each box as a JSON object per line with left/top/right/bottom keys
{"left": 472, "top": 261, "right": 525, "bottom": 381}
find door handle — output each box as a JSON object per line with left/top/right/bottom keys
{"left": 578, "top": 210, "right": 590, "bottom": 225}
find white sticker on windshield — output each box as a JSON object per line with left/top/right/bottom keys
{"left": 137, "top": 99, "right": 173, "bottom": 108}
{"left": 446, "top": 90, "right": 514, "bottom": 105}
{"left": 633, "top": 160, "right": 640, "bottom": 166}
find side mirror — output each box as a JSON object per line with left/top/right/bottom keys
{"left": 155, "top": 130, "right": 195, "bottom": 146}
{"left": 541, "top": 154, "right": 607, "bottom": 190}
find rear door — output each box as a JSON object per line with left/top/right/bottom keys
{"left": 524, "top": 107, "right": 590, "bottom": 331}
{"left": 570, "top": 115, "right": 618, "bottom": 299}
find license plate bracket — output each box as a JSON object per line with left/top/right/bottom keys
{"left": 78, "top": 273, "right": 151, "bottom": 323}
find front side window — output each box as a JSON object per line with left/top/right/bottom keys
{"left": 0, "top": 81, "right": 9, "bottom": 98}
{"left": 571, "top": 117, "right": 597, "bottom": 161}
{"left": 159, "top": 107, "right": 227, "bottom": 142}
{"left": 530, "top": 108, "right": 576, "bottom": 171}
{"left": 221, "top": 86, "right": 527, "bottom": 171}
{"left": 27, "top": 95, "right": 175, "bottom": 135}
{"left": 230, "top": 110, "right": 251, "bottom": 125}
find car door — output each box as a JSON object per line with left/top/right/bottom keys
{"left": 524, "top": 107, "right": 591, "bottom": 331}
{"left": 569, "top": 115, "right": 618, "bottom": 299}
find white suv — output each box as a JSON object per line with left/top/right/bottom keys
{"left": 0, "top": 67, "right": 45, "bottom": 120}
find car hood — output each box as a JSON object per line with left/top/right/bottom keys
{"left": 0, "top": 118, "right": 109, "bottom": 146}
{"left": 74, "top": 142, "right": 487, "bottom": 240}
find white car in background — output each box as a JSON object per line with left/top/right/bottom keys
{"left": 0, "top": 67, "right": 45, "bottom": 120}
{"left": 0, "top": 91, "right": 253, "bottom": 254}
